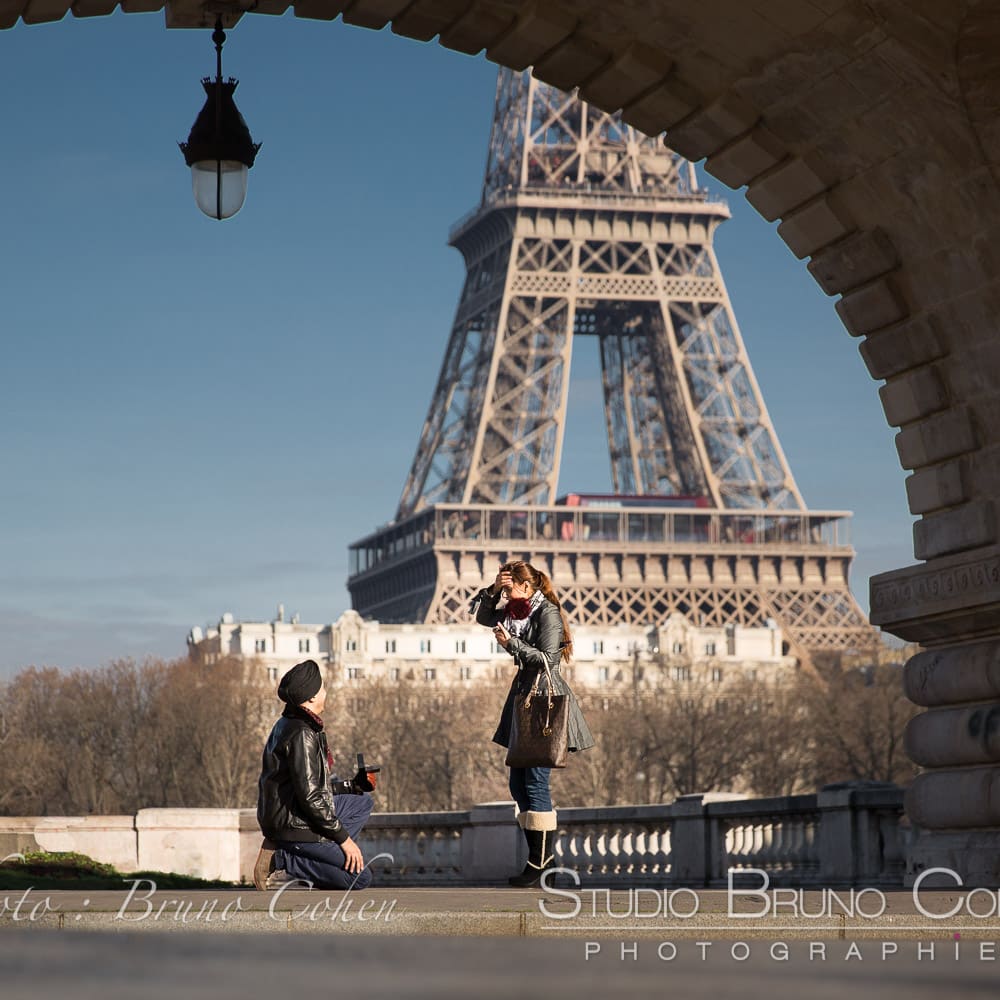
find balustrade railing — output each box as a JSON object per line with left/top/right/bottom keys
{"left": 553, "top": 805, "right": 673, "bottom": 883}
{"left": 351, "top": 786, "right": 905, "bottom": 888}
{"left": 0, "top": 786, "right": 908, "bottom": 887}
{"left": 360, "top": 810, "right": 467, "bottom": 885}
{"left": 708, "top": 796, "right": 823, "bottom": 886}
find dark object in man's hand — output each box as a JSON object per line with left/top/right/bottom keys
{"left": 352, "top": 752, "right": 381, "bottom": 792}
{"left": 330, "top": 753, "right": 381, "bottom": 795}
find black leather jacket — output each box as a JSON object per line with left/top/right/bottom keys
{"left": 257, "top": 705, "right": 348, "bottom": 845}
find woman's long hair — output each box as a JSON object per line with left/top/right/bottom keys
{"left": 503, "top": 560, "right": 573, "bottom": 663}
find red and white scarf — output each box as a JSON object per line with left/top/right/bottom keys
{"left": 503, "top": 590, "right": 546, "bottom": 639}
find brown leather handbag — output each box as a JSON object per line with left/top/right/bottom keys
{"left": 505, "top": 663, "right": 570, "bottom": 769}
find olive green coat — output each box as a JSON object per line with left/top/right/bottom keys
{"left": 476, "top": 591, "right": 595, "bottom": 753}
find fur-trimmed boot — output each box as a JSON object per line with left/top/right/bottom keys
{"left": 509, "top": 810, "right": 557, "bottom": 888}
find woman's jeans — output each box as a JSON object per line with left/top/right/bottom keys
{"left": 508, "top": 766, "right": 552, "bottom": 813}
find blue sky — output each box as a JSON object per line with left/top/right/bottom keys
{"left": 0, "top": 12, "right": 913, "bottom": 675}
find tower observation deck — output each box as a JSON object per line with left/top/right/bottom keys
{"left": 348, "top": 69, "right": 874, "bottom": 660}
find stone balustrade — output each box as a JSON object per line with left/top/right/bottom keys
{"left": 0, "top": 784, "right": 909, "bottom": 887}
{"left": 362, "top": 808, "right": 468, "bottom": 885}
{"left": 709, "top": 795, "right": 823, "bottom": 885}
{"left": 549, "top": 805, "right": 673, "bottom": 883}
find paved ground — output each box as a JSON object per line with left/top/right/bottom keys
{"left": 0, "top": 930, "right": 997, "bottom": 1000}
{"left": 3, "top": 886, "right": 1000, "bottom": 939}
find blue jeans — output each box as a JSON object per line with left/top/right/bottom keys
{"left": 275, "top": 793, "right": 374, "bottom": 890}
{"left": 508, "top": 766, "right": 552, "bottom": 813}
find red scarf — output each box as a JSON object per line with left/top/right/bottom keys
{"left": 298, "top": 705, "right": 334, "bottom": 770}
{"left": 507, "top": 597, "right": 533, "bottom": 619}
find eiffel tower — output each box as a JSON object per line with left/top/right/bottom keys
{"left": 348, "top": 69, "right": 873, "bottom": 660}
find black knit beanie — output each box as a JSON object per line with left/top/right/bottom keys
{"left": 277, "top": 659, "right": 322, "bottom": 704}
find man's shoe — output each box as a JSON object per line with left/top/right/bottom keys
{"left": 265, "top": 868, "right": 296, "bottom": 890}
{"left": 253, "top": 839, "right": 277, "bottom": 890}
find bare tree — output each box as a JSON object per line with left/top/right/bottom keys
{"left": 325, "top": 679, "right": 511, "bottom": 813}
{"left": 0, "top": 652, "right": 921, "bottom": 817}
{"left": 801, "top": 663, "right": 919, "bottom": 785}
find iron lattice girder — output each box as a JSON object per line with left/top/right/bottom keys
{"left": 398, "top": 69, "right": 802, "bottom": 517}
{"left": 426, "top": 580, "right": 873, "bottom": 657}
{"left": 364, "top": 68, "right": 872, "bottom": 658}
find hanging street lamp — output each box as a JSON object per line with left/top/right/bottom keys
{"left": 179, "top": 19, "right": 261, "bottom": 220}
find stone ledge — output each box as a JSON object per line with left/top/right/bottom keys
{"left": 870, "top": 544, "right": 1000, "bottom": 643}
{"left": 3, "top": 888, "right": 1000, "bottom": 939}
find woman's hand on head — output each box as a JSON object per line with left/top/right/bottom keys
{"left": 491, "top": 568, "right": 513, "bottom": 595}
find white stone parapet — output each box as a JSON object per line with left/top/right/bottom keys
{"left": 135, "top": 808, "right": 250, "bottom": 883}
{"left": 0, "top": 815, "right": 137, "bottom": 873}
{"left": 0, "top": 785, "right": 907, "bottom": 888}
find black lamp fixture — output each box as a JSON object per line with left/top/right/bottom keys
{"left": 179, "top": 18, "right": 261, "bottom": 220}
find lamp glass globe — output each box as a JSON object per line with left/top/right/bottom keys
{"left": 191, "top": 160, "right": 248, "bottom": 220}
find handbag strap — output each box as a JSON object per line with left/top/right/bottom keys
{"left": 526, "top": 661, "right": 561, "bottom": 735}
{"left": 526, "top": 660, "right": 557, "bottom": 711}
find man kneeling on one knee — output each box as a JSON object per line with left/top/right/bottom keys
{"left": 254, "top": 659, "right": 375, "bottom": 891}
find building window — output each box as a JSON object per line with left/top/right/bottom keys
{"left": 711, "top": 667, "right": 724, "bottom": 683}
{"left": 385, "top": 639, "right": 397, "bottom": 654}
{"left": 346, "top": 666, "right": 363, "bottom": 680}
{"left": 747, "top": 668, "right": 758, "bottom": 682}
{"left": 424, "top": 667, "right": 437, "bottom": 681}
{"left": 490, "top": 641, "right": 503, "bottom": 654}
{"left": 267, "top": 666, "right": 278, "bottom": 682}
{"left": 346, "top": 638, "right": 358, "bottom": 652}
{"left": 597, "top": 666, "right": 609, "bottom": 684}
{"left": 705, "top": 641, "right": 716, "bottom": 656}
{"left": 255, "top": 639, "right": 267, "bottom": 653}
{"left": 674, "top": 666, "right": 691, "bottom": 682}
{"left": 299, "top": 638, "right": 311, "bottom": 653}
{"left": 593, "top": 640, "right": 604, "bottom": 654}
{"left": 459, "top": 666, "right": 472, "bottom": 680}
{"left": 420, "top": 639, "right": 432, "bottom": 654}
{"left": 390, "top": 667, "right": 400, "bottom": 681}
{"left": 672, "top": 641, "right": 684, "bottom": 654}
{"left": 456, "top": 640, "right": 466, "bottom": 654}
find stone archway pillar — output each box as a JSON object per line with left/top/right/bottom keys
{"left": 871, "top": 547, "right": 1000, "bottom": 886}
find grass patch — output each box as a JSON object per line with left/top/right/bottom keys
{"left": 0, "top": 851, "right": 240, "bottom": 890}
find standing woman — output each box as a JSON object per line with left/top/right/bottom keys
{"left": 474, "top": 561, "right": 594, "bottom": 887}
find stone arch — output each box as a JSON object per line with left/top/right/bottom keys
{"left": 6, "top": 0, "right": 1000, "bottom": 880}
